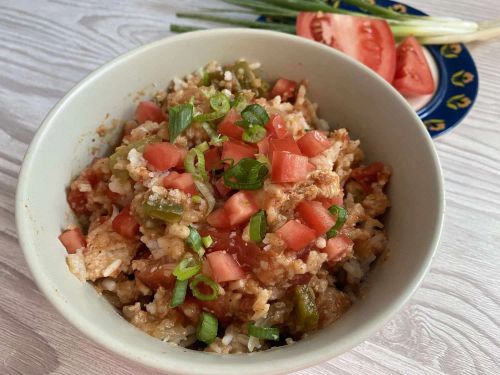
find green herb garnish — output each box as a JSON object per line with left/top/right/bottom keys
{"left": 249, "top": 210, "right": 267, "bottom": 242}
{"left": 173, "top": 257, "right": 202, "bottom": 281}
{"left": 196, "top": 312, "right": 218, "bottom": 345}
{"left": 247, "top": 323, "right": 280, "bottom": 341}
{"left": 169, "top": 103, "right": 193, "bottom": 143}
{"left": 326, "top": 205, "right": 347, "bottom": 238}
{"left": 186, "top": 226, "right": 205, "bottom": 257}
{"left": 223, "top": 158, "right": 269, "bottom": 190}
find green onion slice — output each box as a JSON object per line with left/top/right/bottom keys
{"left": 294, "top": 285, "right": 319, "bottom": 332}
{"left": 193, "top": 92, "right": 230, "bottom": 122}
{"left": 202, "top": 122, "right": 228, "bottom": 146}
{"left": 173, "top": 257, "right": 202, "bottom": 281}
{"left": 170, "top": 279, "right": 188, "bottom": 308}
{"left": 196, "top": 312, "right": 218, "bottom": 345}
{"left": 185, "top": 142, "right": 209, "bottom": 182}
{"left": 142, "top": 199, "right": 183, "bottom": 222}
{"left": 186, "top": 226, "right": 205, "bottom": 257}
{"left": 169, "top": 103, "right": 193, "bottom": 143}
{"left": 189, "top": 274, "right": 220, "bottom": 301}
{"left": 247, "top": 323, "right": 280, "bottom": 341}
{"left": 326, "top": 205, "right": 348, "bottom": 239}
{"left": 249, "top": 210, "right": 267, "bottom": 242}
{"left": 202, "top": 235, "right": 213, "bottom": 248}
{"left": 242, "top": 125, "right": 267, "bottom": 143}
{"left": 223, "top": 158, "right": 269, "bottom": 190}
{"left": 238, "top": 104, "right": 269, "bottom": 128}
{"left": 193, "top": 180, "right": 216, "bottom": 214}
{"left": 230, "top": 95, "right": 248, "bottom": 112}
{"left": 191, "top": 195, "right": 202, "bottom": 204}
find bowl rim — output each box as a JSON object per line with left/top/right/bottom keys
{"left": 15, "top": 28, "right": 445, "bottom": 375}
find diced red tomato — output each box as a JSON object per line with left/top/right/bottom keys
{"left": 143, "top": 142, "right": 184, "bottom": 171}
{"left": 112, "top": 206, "right": 139, "bottom": 239}
{"left": 224, "top": 191, "right": 259, "bottom": 227}
{"left": 135, "top": 101, "right": 166, "bottom": 124}
{"left": 269, "top": 136, "right": 302, "bottom": 159}
{"left": 351, "top": 162, "right": 386, "bottom": 192}
{"left": 321, "top": 235, "right": 353, "bottom": 262}
{"left": 221, "top": 140, "right": 256, "bottom": 164}
{"left": 393, "top": 36, "right": 435, "bottom": 96}
{"left": 68, "top": 189, "right": 88, "bottom": 215}
{"left": 135, "top": 258, "right": 176, "bottom": 290}
{"left": 271, "top": 151, "right": 309, "bottom": 183}
{"left": 214, "top": 176, "right": 232, "bottom": 198}
{"left": 265, "top": 114, "right": 289, "bottom": 139}
{"left": 206, "top": 208, "right": 232, "bottom": 229}
{"left": 318, "top": 193, "right": 344, "bottom": 208}
{"left": 257, "top": 136, "right": 270, "bottom": 155}
{"left": 269, "top": 78, "right": 298, "bottom": 101}
{"left": 276, "top": 220, "right": 317, "bottom": 251}
{"left": 204, "top": 147, "right": 222, "bottom": 171}
{"left": 307, "top": 162, "right": 316, "bottom": 172}
{"left": 162, "top": 172, "right": 198, "bottom": 195}
{"left": 175, "top": 147, "right": 187, "bottom": 170}
{"left": 297, "top": 131, "right": 331, "bottom": 157}
{"left": 58, "top": 228, "right": 86, "bottom": 254}
{"left": 206, "top": 251, "right": 246, "bottom": 283}
{"left": 296, "top": 13, "right": 396, "bottom": 83}
{"left": 297, "top": 201, "right": 336, "bottom": 236}
{"left": 199, "top": 226, "right": 269, "bottom": 270}
{"left": 218, "top": 109, "right": 243, "bottom": 139}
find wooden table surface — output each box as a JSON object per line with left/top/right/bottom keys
{"left": 1, "top": 0, "right": 499, "bottom": 374}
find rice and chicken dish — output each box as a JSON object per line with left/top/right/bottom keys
{"left": 58, "top": 60, "right": 391, "bottom": 353}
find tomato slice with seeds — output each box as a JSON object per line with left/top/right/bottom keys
{"left": 393, "top": 36, "right": 435, "bottom": 96}
{"left": 296, "top": 13, "right": 396, "bottom": 83}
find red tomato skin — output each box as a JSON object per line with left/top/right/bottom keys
{"left": 269, "top": 136, "right": 302, "bottom": 159}
{"left": 297, "top": 131, "right": 331, "bottom": 157}
{"left": 59, "top": 228, "right": 87, "bottom": 254}
{"left": 143, "top": 142, "right": 183, "bottom": 171}
{"left": 221, "top": 141, "right": 257, "bottom": 164}
{"left": 393, "top": 36, "right": 435, "bottom": 96}
{"left": 204, "top": 147, "right": 222, "bottom": 171}
{"left": 269, "top": 79, "right": 298, "bottom": 102}
{"left": 206, "top": 208, "right": 232, "bottom": 229}
{"left": 276, "top": 220, "right": 317, "bottom": 251}
{"left": 218, "top": 109, "right": 243, "bottom": 139}
{"left": 224, "top": 191, "right": 259, "bottom": 227}
{"left": 321, "top": 235, "right": 353, "bottom": 261}
{"left": 112, "top": 206, "right": 139, "bottom": 239}
{"left": 296, "top": 13, "right": 396, "bottom": 83}
{"left": 135, "top": 101, "right": 166, "bottom": 124}
{"left": 271, "top": 151, "right": 309, "bottom": 183}
{"left": 297, "top": 201, "right": 336, "bottom": 236}
{"left": 162, "top": 172, "right": 198, "bottom": 195}
{"left": 265, "top": 114, "right": 289, "bottom": 139}
{"left": 206, "top": 251, "right": 246, "bottom": 283}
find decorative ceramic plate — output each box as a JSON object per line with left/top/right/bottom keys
{"left": 336, "top": 0, "right": 479, "bottom": 137}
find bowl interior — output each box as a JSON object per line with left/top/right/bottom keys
{"left": 16, "top": 29, "right": 443, "bottom": 375}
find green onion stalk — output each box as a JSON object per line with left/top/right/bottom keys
{"left": 170, "top": 0, "right": 500, "bottom": 45}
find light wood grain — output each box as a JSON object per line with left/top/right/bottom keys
{"left": 1, "top": 0, "right": 499, "bottom": 374}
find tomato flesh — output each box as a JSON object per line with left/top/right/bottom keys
{"left": 271, "top": 151, "right": 309, "bottom": 183}
{"left": 135, "top": 101, "right": 165, "bottom": 124}
{"left": 269, "top": 79, "right": 297, "bottom": 102}
{"left": 221, "top": 140, "right": 257, "bottom": 164}
{"left": 265, "top": 114, "right": 289, "bottom": 139}
{"left": 296, "top": 13, "right": 396, "bottom": 83}
{"left": 59, "top": 228, "right": 86, "bottom": 254}
{"left": 112, "top": 206, "right": 139, "bottom": 239}
{"left": 206, "top": 208, "right": 232, "bottom": 229}
{"left": 204, "top": 147, "right": 222, "bottom": 171}
{"left": 223, "top": 191, "right": 258, "bottom": 227}
{"left": 143, "top": 142, "right": 184, "bottom": 171}
{"left": 321, "top": 235, "right": 353, "bottom": 261}
{"left": 393, "top": 36, "right": 435, "bottom": 96}
{"left": 297, "top": 200, "right": 336, "bottom": 236}
{"left": 297, "top": 131, "right": 331, "bottom": 157}
{"left": 269, "top": 136, "right": 302, "bottom": 159}
{"left": 162, "top": 172, "right": 198, "bottom": 195}
{"left": 276, "top": 220, "right": 317, "bottom": 251}
{"left": 218, "top": 109, "right": 243, "bottom": 139}
{"left": 207, "top": 251, "right": 246, "bottom": 283}
{"left": 135, "top": 258, "right": 176, "bottom": 290}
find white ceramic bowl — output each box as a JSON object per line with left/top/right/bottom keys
{"left": 16, "top": 29, "right": 444, "bottom": 375}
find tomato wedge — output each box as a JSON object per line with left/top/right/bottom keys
{"left": 162, "top": 172, "right": 198, "bottom": 195}
{"left": 393, "top": 36, "right": 435, "bottom": 96}
{"left": 207, "top": 208, "right": 232, "bottom": 229}
{"left": 297, "top": 201, "right": 336, "bottom": 236}
{"left": 204, "top": 147, "right": 222, "bottom": 171}
{"left": 207, "top": 251, "right": 246, "bottom": 283}
{"left": 321, "top": 235, "right": 353, "bottom": 262}
{"left": 112, "top": 206, "right": 139, "bottom": 239}
{"left": 297, "top": 131, "right": 331, "bottom": 157}
{"left": 143, "top": 142, "right": 184, "bottom": 171}
{"left": 269, "top": 78, "right": 297, "bottom": 102}
{"left": 269, "top": 136, "right": 302, "bottom": 159}
{"left": 135, "top": 101, "right": 166, "bottom": 124}
{"left": 221, "top": 140, "right": 257, "bottom": 164}
{"left": 296, "top": 13, "right": 396, "bottom": 83}
{"left": 224, "top": 191, "right": 259, "bottom": 227}
{"left": 218, "top": 109, "right": 243, "bottom": 139}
